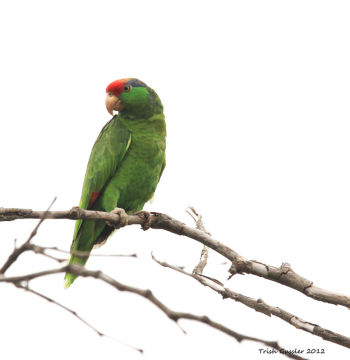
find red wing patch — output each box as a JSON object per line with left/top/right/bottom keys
{"left": 88, "top": 191, "right": 100, "bottom": 207}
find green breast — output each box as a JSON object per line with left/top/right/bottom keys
{"left": 102, "top": 114, "right": 166, "bottom": 213}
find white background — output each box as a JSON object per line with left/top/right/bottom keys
{"left": 1, "top": 1, "right": 350, "bottom": 359}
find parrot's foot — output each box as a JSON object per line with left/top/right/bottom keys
{"left": 137, "top": 211, "right": 151, "bottom": 231}
{"left": 107, "top": 207, "right": 128, "bottom": 229}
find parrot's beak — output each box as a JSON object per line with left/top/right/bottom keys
{"left": 105, "top": 92, "right": 124, "bottom": 115}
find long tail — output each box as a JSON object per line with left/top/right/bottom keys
{"left": 64, "top": 253, "right": 89, "bottom": 288}
{"left": 64, "top": 219, "right": 111, "bottom": 288}
{"left": 64, "top": 220, "right": 96, "bottom": 288}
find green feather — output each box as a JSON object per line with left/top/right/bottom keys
{"left": 65, "top": 79, "right": 166, "bottom": 287}
{"left": 72, "top": 118, "right": 131, "bottom": 240}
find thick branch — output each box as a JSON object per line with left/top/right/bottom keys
{"left": 1, "top": 207, "right": 350, "bottom": 310}
{"left": 152, "top": 254, "right": 350, "bottom": 349}
{"left": 0, "top": 264, "right": 305, "bottom": 359}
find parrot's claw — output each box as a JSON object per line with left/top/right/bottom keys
{"left": 107, "top": 207, "right": 128, "bottom": 229}
{"left": 136, "top": 211, "right": 151, "bottom": 231}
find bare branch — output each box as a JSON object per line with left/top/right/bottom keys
{"left": 0, "top": 264, "right": 307, "bottom": 359}
{"left": 0, "top": 199, "right": 56, "bottom": 274}
{"left": 0, "top": 241, "right": 33, "bottom": 274}
{"left": 193, "top": 246, "right": 209, "bottom": 275}
{"left": 1, "top": 207, "right": 350, "bottom": 310}
{"left": 14, "top": 282, "right": 143, "bottom": 353}
{"left": 152, "top": 254, "right": 350, "bottom": 350}
{"left": 36, "top": 245, "right": 137, "bottom": 260}
{"left": 187, "top": 207, "right": 209, "bottom": 275}
{"left": 1, "top": 241, "right": 138, "bottom": 271}
{"left": 30, "top": 244, "right": 67, "bottom": 263}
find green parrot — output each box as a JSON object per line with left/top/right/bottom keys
{"left": 64, "top": 78, "right": 166, "bottom": 288}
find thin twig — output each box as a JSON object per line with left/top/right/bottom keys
{"left": 14, "top": 282, "right": 143, "bottom": 353}
{"left": 186, "top": 207, "right": 209, "bottom": 275}
{"left": 0, "top": 198, "right": 56, "bottom": 274}
{"left": 31, "top": 244, "right": 67, "bottom": 263}
{"left": 44, "top": 246, "right": 137, "bottom": 259}
{"left": 0, "top": 264, "right": 307, "bottom": 359}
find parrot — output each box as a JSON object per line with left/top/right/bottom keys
{"left": 64, "top": 78, "right": 166, "bottom": 288}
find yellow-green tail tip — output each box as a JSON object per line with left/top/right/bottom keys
{"left": 64, "top": 273, "right": 77, "bottom": 289}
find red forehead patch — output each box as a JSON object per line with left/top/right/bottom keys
{"left": 106, "top": 78, "right": 131, "bottom": 96}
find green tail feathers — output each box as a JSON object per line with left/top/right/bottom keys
{"left": 64, "top": 272, "right": 76, "bottom": 289}
{"left": 64, "top": 254, "right": 89, "bottom": 288}
{"left": 64, "top": 217, "right": 108, "bottom": 288}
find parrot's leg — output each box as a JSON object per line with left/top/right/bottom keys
{"left": 136, "top": 211, "right": 151, "bottom": 231}
{"left": 107, "top": 207, "right": 128, "bottom": 229}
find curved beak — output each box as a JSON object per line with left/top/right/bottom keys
{"left": 105, "top": 92, "right": 124, "bottom": 115}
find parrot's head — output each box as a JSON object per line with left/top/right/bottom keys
{"left": 105, "top": 78, "right": 162, "bottom": 117}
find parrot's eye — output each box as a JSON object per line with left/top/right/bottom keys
{"left": 123, "top": 85, "right": 131, "bottom": 92}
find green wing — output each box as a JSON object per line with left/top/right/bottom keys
{"left": 159, "top": 158, "right": 166, "bottom": 180}
{"left": 73, "top": 116, "right": 131, "bottom": 239}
